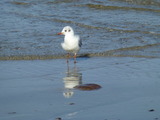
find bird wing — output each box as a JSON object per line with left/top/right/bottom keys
{"left": 75, "top": 35, "right": 82, "bottom": 47}
{"left": 79, "top": 38, "right": 82, "bottom": 47}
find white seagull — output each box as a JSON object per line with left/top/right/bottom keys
{"left": 57, "top": 26, "right": 82, "bottom": 63}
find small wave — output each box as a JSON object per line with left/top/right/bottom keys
{"left": 110, "top": 0, "right": 160, "bottom": 6}
{"left": 85, "top": 4, "right": 160, "bottom": 13}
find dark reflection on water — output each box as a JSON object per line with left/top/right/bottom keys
{"left": 0, "top": 0, "right": 160, "bottom": 59}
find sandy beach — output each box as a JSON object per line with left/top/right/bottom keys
{"left": 0, "top": 57, "right": 160, "bottom": 120}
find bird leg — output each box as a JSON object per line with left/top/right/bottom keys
{"left": 74, "top": 53, "right": 77, "bottom": 63}
{"left": 66, "top": 53, "right": 70, "bottom": 63}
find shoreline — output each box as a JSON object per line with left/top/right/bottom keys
{"left": 1, "top": 43, "right": 160, "bottom": 60}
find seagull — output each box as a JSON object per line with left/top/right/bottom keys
{"left": 57, "top": 26, "right": 82, "bottom": 63}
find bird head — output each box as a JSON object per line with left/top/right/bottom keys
{"left": 57, "top": 26, "right": 74, "bottom": 36}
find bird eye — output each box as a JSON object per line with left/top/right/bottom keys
{"left": 68, "top": 29, "right": 71, "bottom": 32}
{"left": 65, "top": 30, "right": 67, "bottom": 32}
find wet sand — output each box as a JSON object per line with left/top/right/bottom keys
{"left": 0, "top": 57, "right": 160, "bottom": 120}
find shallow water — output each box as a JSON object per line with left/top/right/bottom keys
{"left": 0, "top": 0, "right": 160, "bottom": 59}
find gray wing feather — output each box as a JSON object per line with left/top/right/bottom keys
{"left": 79, "top": 39, "right": 82, "bottom": 47}
{"left": 76, "top": 35, "right": 82, "bottom": 47}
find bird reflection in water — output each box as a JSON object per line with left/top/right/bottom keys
{"left": 63, "top": 63, "right": 82, "bottom": 98}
